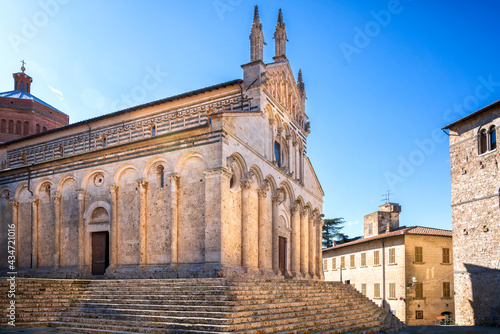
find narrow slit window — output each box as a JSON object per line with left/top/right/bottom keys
{"left": 490, "top": 125, "right": 496, "bottom": 150}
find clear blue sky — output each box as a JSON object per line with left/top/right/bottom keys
{"left": 1, "top": 1, "right": 499, "bottom": 238}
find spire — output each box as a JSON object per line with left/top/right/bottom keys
{"left": 249, "top": 5, "right": 265, "bottom": 62}
{"left": 273, "top": 8, "right": 288, "bottom": 62}
{"left": 297, "top": 69, "right": 306, "bottom": 110}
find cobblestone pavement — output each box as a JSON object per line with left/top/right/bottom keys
{"left": 0, "top": 326, "right": 499, "bottom": 333}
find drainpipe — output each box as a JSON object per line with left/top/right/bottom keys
{"left": 27, "top": 165, "right": 33, "bottom": 268}
{"left": 382, "top": 240, "right": 386, "bottom": 310}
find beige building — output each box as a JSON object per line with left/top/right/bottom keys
{"left": 0, "top": 7, "right": 324, "bottom": 280}
{"left": 444, "top": 100, "right": 500, "bottom": 326}
{"left": 323, "top": 203, "right": 454, "bottom": 326}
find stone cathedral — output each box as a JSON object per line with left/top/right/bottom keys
{"left": 0, "top": 7, "right": 324, "bottom": 280}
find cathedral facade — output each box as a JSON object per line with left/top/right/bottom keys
{"left": 0, "top": 7, "right": 325, "bottom": 280}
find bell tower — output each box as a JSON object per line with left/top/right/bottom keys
{"left": 13, "top": 60, "right": 32, "bottom": 93}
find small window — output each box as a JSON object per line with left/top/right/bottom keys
{"left": 389, "top": 248, "right": 396, "bottom": 264}
{"left": 416, "top": 310, "right": 424, "bottom": 319}
{"left": 341, "top": 256, "right": 345, "bottom": 269}
{"left": 23, "top": 121, "right": 29, "bottom": 135}
{"left": 157, "top": 165, "right": 165, "bottom": 188}
{"left": 415, "top": 247, "right": 423, "bottom": 263}
{"left": 274, "top": 141, "right": 281, "bottom": 167}
{"left": 9, "top": 120, "right": 14, "bottom": 134}
{"left": 20, "top": 81, "right": 24, "bottom": 90}
{"left": 1, "top": 119, "right": 6, "bottom": 133}
{"left": 368, "top": 223, "right": 373, "bottom": 235}
{"left": 389, "top": 283, "right": 396, "bottom": 299}
{"left": 415, "top": 283, "right": 423, "bottom": 298}
{"left": 102, "top": 136, "right": 107, "bottom": 148}
{"left": 443, "top": 282, "right": 451, "bottom": 298}
{"left": 480, "top": 129, "right": 488, "bottom": 154}
{"left": 36, "top": 123, "right": 40, "bottom": 133}
{"left": 332, "top": 257, "right": 336, "bottom": 270}
{"left": 42, "top": 126, "right": 47, "bottom": 132}
{"left": 361, "top": 252, "right": 366, "bottom": 266}
{"left": 442, "top": 248, "right": 450, "bottom": 264}
{"left": 374, "top": 283, "right": 380, "bottom": 298}
{"left": 361, "top": 283, "right": 366, "bottom": 296}
{"left": 350, "top": 254, "right": 355, "bottom": 268}
{"left": 490, "top": 125, "right": 496, "bottom": 150}
{"left": 323, "top": 259, "right": 328, "bottom": 271}
{"left": 151, "top": 124, "right": 156, "bottom": 137}
{"left": 374, "top": 250, "right": 380, "bottom": 266}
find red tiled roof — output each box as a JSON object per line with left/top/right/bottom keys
{"left": 322, "top": 226, "right": 452, "bottom": 252}
{"left": 406, "top": 226, "right": 453, "bottom": 237}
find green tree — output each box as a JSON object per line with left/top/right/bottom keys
{"left": 322, "top": 218, "right": 347, "bottom": 248}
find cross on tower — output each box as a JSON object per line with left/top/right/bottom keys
{"left": 20, "top": 60, "right": 26, "bottom": 72}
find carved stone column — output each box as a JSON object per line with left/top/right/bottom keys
{"left": 300, "top": 206, "right": 309, "bottom": 276}
{"left": 76, "top": 189, "right": 86, "bottom": 271}
{"left": 108, "top": 185, "right": 119, "bottom": 266}
{"left": 10, "top": 200, "right": 19, "bottom": 268}
{"left": 137, "top": 179, "right": 148, "bottom": 266}
{"left": 309, "top": 210, "right": 317, "bottom": 278}
{"left": 203, "top": 167, "right": 232, "bottom": 263}
{"left": 292, "top": 140, "right": 298, "bottom": 179}
{"left": 271, "top": 190, "right": 282, "bottom": 272}
{"left": 168, "top": 173, "right": 179, "bottom": 264}
{"left": 257, "top": 180, "right": 272, "bottom": 272}
{"left": 30, "top": 196, "right": 39, "bottom": 269}
{"left": 52, "top": 191, "right": 62, "bottom": 268}
{"left": 241, "top": 177, "right": 257, "bottom": 270}
{"left": 286, "top": 133, "right": 292, "bottom": 169}
{"left": 315, "top": 215, "right": 324, "bottom": 279}
{"left": 290, "top": 202, "right": 300, "bottom": 277}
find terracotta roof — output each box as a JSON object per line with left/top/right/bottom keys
{"left": 406, "top": 226, "right": 453, "bottom": 237}
{"left": 322, "top": 225, "right": 452, "bottom": 252}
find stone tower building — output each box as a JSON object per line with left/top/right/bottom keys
{"left": 444, "top": 101, "right": 500, "bottom": 326}
{"left": 0, "top": 64, "right": 69, "bottom": 144}
{"left": 0, "top": 7, "right": 324, "bottom": 280}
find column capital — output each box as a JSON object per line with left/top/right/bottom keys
{"left": 301, "top": 205, "right": 311, "bottom": 217}
{"left": 167, "top": 172, "right": 179, "bottom": 181}
{"left": 108, "top": 184, "right": 119, "bottom": 193}
{"left": 76, "top": 188, "right": 86, "bottom": 198}
{"left": 291, "top": 203, "right": 300, "bottom": 215}
{"left": 136, "top": 179, "right": 149, "bottom": 190}
{"left": 257, "top": 180, "right": 269, "bottom": 198}
{"left": 272, "top": 188, "right": 284, "bottom": 203}
{"left": 30, "top": 196, "right": 39, "bottom": 205}
{"left": 240, "top": 178, "right": 253, "bottom": 189}
{"left": 9, "top": 200, "right": 19, "bottom": 208}
{"left": 269, "top": 118, "right": 276, "bottom": 125}
{"left": 286, "top": 134, "right": 292, "bottom": 140}
{"left": 277, "top": 126, "right": 284, "bottom": 135}
{"left": 51, "top": 191, "right": 62, "bottom": 201}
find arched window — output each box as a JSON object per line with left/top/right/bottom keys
{"left": 274, "top": 141, "right": 281, "bottom": 167}
{"left": 36, "top": 124, "right": 40, "bottom": 133}
{"left": 102, "top": 136, "right": 107, "bottom": 148}
{"left": 8, "top": 120, "right": 14, "bottom": 134}
{"left": 1, "top": 119, "right": 6, "bottom": 133}
{"left": 20, "top": 82, "right": 24, "bottom": 90}
{"left": 157, "top": 165, "right": 165, "bottom": 187}
{"left": 480, "top": 129, "right": 487, "bottom": 154}
{"left": 16, "top": 121, "right": 21, "bottom": 135}
{"left": 151, "top": 124, "right": 156, "bottom": 137}
{"left": 489, "top": 125, "right": 496, "bottom": 150}
{"left": 23, "top": 121, "right": 29, "bottom": 135}
{"left": 42, "top": 126, "right": 47, "bottom": 132}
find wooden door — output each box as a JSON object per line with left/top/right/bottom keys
{"left": 279, "top": 237, "right": 286, "bottom": 276}
{"left": 92, "top": 232, "right": 109, "bottom": 275}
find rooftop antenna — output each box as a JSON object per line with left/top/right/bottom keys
{"left": 382, "top": 190, "right": 392, "bottom": 204}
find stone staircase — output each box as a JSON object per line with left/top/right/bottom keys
{"left": 0, "top": 278, "right": 405, "bottom": 333}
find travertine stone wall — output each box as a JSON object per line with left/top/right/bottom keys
{"left": 448, "top": 107, "right": 500, "bottom": 326}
